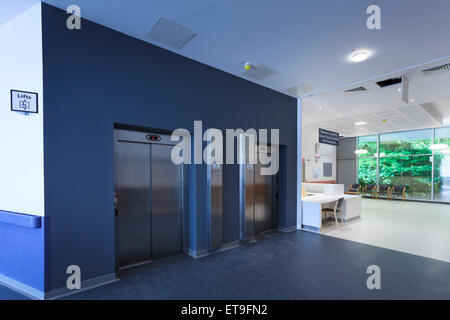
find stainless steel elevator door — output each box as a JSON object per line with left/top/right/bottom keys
{"left": 254, "top": 163, "right": 273, "bottom": 234}
{"left": 244, "top": 164, "right": 255, "bottom": 240}
{"left": 151, "top": 144, "right": 182, "bottom": 259}
{"left": 116, "top": 141, "right": 152, "bottom": 267}
{"left": 210, "top": 164, "right": 223, "bottom": 250}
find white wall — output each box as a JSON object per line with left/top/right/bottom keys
{"left": 0, "top": 3, "right": 44, "bottom": 216}
{"left": 301, "top": 124, "right": 337, "bottom": 183}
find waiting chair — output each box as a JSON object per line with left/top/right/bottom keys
{"left": 377, "top": 185, "right": 391, "bottom": 200}
{"left": 347, "top": 184, "right": 361, "bottom": 195}
{"left": 390, "top": 185, "right": 406, "bottom": 201}
{"left": 363, "top": 184, "right": 377, "bottom": 198}
{"left": 322, "top": 197, "right": 345, "bottom": 229}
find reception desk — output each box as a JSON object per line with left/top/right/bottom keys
{"left": 301, "top": 184, "right": 361, "bottom": 231}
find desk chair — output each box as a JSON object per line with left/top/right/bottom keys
{"left": 322, "top": 197, "right": 344, "bottom": 229}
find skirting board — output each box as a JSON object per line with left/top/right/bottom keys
{"left": 0, "top": 273, "right": 44, "bottom": 300}
{"left": 188, "top": 248, "right": 209, "bottom": 259}
{"left": 301, "top": 225, "right": 320, "bottom": 233}
{"left": 45, "top": 273, "right": 118, "bottom": 300}
{"left": 188, "top": 240, "right": 241, "bottom": 259}
{"left": 278, "top": 225, "right": 297, "bottom": 233}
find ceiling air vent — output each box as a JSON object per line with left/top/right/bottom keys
{"left": 146, "top": 17, "right": 196, "bottom": 50}
{"left": 241, "top": 64, "right": 278, "bottom": 81}
{"left": 422, "top": 63, "right": 450, "bottom": 76}
{"left": 376, "top": 77, "right": 402, "bottom": 88}
{"left": 344, "top": 86, "right": 367, "bottom": 93}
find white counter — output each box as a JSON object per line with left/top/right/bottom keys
{"left": 301, "top": 193, "right": 361, "bottom": 231}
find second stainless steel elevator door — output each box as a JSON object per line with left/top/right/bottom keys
{"left": 254, "top": 163, "right": 273, "bottom": 234}
{"left": 244, "top": 164, "right": 255, "bottom": 239}
{"left": 151, "top": 143, "right": 182, "bottom": 259}
{"left": 209, "top": 163, "right": 223, "bottom": 250}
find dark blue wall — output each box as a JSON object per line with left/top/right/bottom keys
{"left": 42, "top": 3, "right": 297, "bottom": 291}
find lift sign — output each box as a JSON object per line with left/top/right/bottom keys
{"left": 11, "top": 90, "right": 38, "bottom": 113}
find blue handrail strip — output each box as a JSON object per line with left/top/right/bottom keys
{"left": 0, "top": 210, "right": 42, "bottom": 228}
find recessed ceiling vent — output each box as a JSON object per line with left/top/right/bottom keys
{"left": 376, "top": 77, "right": 402, "bottom": 88}
{"left": 344, "top": 86, "right": 367, "bottom": 93}
{"left": 146, "top": 17, "right": 196, "bottom": 50}
{"left": 422, "top": 63, "right": 450, "bottom": 76}
{"left": 241, "top": 64, "right": 278, "bottom": 81}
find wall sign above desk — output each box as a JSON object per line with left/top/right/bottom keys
{"left": 11, "top": 89, "right": 38, "bottom": 113}
{"left": 319, "top": 128, "right": 339, "bottom": 146}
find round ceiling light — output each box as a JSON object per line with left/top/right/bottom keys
{"left": 350, "top": 50, "right": 370, "bottom": 63}
{"left": 430, "top": 144, "right": 449, "bottom": 150}
{"left": 354, "top": 149, "right": 368, "bottom": 155}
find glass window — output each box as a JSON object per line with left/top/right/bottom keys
{"left": 379, "top": 129, "right": 432, "bottom": 156}
{"left": 434, "top": 126, "right": 450, "bottom": 152}
{"left": 379, "top": 156, "right": 432, "bottom": 200}
{"left": 358, "top": 135, "right": 377, "bottom": 156}
{"left": 434, "top": 126, "right": 450, "bottom": 201}
{"left": 358, "top": 157, "right": 377, "bottom": 186}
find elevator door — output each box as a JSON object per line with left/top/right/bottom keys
{"left": 254, "top": 163, "right": 273, "bottom": 234}
{"left": 241, "top": 154, "right": 277, "bottom": 240}
{"left": 209, "top": 163, "right": 223, "bottom": 250}
{"left": 151, "top": 144, "right": 182, "bottom": 259}
{"left": 116, "top": 141, "right": 151, "bottom": 267}
{"left": 115, "top": 130, "right": 182, "bottom": 269}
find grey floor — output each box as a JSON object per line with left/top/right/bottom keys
{"left": 1, "top": 231, "right": 450, "bottom": 300}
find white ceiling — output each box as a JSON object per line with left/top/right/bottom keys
{"left": 303, "top": 58, "right": 450, "bottom": 137}
{"left": 38, "top": 0, "right": 450, "bottom": 98}
{"left": 3, "top": 0, "right": 450, "bottom": 138}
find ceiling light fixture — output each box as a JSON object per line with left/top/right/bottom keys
{"left": 349, "top": 49, "right": 370, "bottom": 63}
{"left": 354, "top": 149, "right": 368, "bottom": 155}
{"left": 430, "top": 144, "right": 449, "bottom": 150}
{"left": 354, "top": 121, "right": 367, "bottom": 126}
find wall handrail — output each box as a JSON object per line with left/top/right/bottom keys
{"left": 0, "top": 210, "right": 42, "bottom": 228}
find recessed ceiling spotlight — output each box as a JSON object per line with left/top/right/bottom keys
{"left": 354, "top": 121, "right": 367, "bottom": 126}
{"left": 349, "top": 49, "right": 370, "bottom": 63}
{"left": 319, "top": 105, "right": 324, "bottom": 109}
{"left": 410, "top": 99, "right": 414, "bottom": 103}
{"left": 398, "top": 88, "right": 402, "bottom": 92}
